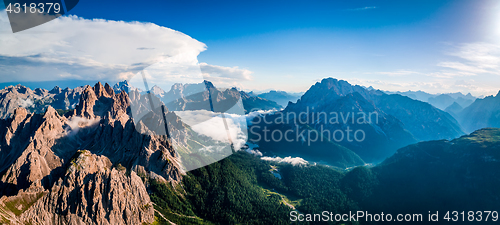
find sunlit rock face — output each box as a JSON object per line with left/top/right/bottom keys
{"left": 0, "top": 82, "right": 186, "bottom": 224}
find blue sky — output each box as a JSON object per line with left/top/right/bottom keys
{"left": 1, "top": 0, "right": 500, "bottom": 95}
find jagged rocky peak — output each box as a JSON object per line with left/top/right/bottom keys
{"left": 321, "top": 78, "right": 379, "bottom": 95}
{"left": 74, "top": 85, "right": 99, "bottom": 119}
{"left": 110, "top": 90, "right": 131, "bottom": 119}
{"left": 204, "top": 80, "right": 215, "bottom": 89}
{"left": 74, "top": 82, "right": 132, "bottom": 121}
{"left": 150, "top": 85, "right": 165, "bottom": 97}
{"left": 0, "top": 84, "right": 85, "bottom": 119}
{"left": 1, "top": 151, "right": 155, "bottom": 225}
{"left": 12, "top": 107, "right": 28, "bottom": 122}
{"left": 171, "top": 82, "right": 184, "bottom": 90}
{"left": 113, "top": 80, "right": 137, "bottom": 94}
{"left": 49, "top": 86, "right": 62, "bottom": 94}
{"left": 290, "top": 77, "right": 381, "bottom": 110}
{"left": 33, "top": 87, "right": 46, "bottom": 96}
{"left": 7, "top": 84, "right": 33, "bottom": 95}
{"left": 0, "top": 106, "right": 70, "bottom": 195}
{"left": 93, "top": 81, "right": 114, "bottom": 98}
{"left": 0, "top": 81, "right": 184, "bottom": 224}
{"left": 43, "top": 105, "right": 63, "bottom": 120}
{"left": 36, "top": 106, "right": 67, "bottom": 139}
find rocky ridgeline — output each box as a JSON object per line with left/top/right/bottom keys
{"left": 2, "top": 151, "right": 154, "bottom": 225}
{"left": 0, "top": 84, "right": 85, "bottom": 120}
{"left": 0, "top": 82, "right": 184, "bottom": 224}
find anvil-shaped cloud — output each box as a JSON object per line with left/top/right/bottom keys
{"left": 0, "top": 11, "right": 251, "bottom": 89}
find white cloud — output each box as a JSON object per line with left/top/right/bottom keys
{"left": 347, "top": 6, "right": 377, "bottom": 11}
{"left": 374, "top": 70, "right": 419, "bottom": 76}
{"left": 343, "top": 42, "right": 500, "bottom": 96}
{"left": 247, "top": 149, "right": 263, "bottom": 156}
{"left": 261, "top": 156, "right": 308, "bottom": 166}
{"left": 245, "top": 109, "right": 279, "bottom": 122}
{"left": 345, "top": 77, "right": 498, "bottom": 96}
{"left": 451, "top": 42, "right": 500, "bottom": 69}
{"left": 426, "top": 71, "right": 476, "bottom": 78}
{"left": 0, "top": 11, "right": 207, "bottom": 83}
{"left": 355, "top": 42, "right": 500, "bottom": 96}
{"left": 65, "top": 116, "right": 100, "bottom": 136}
{"left": 173, "top": 109, "right": 248, "bottom": 150}
{"left": 18, "top": 98, "right": 33, "bottom": 108}
{"left": 200, "top": 63, "right": 253, "bottom": 81}
{"left": 199, "top": 62, "right": 253, "bottom": 88}
{"left": 437, "top": 61, "right": 487, "bottom": 74}
{"left": 438, "top": 42, "right": 500, "bottom": 76}
{"left": 245, "top": 142, "right": 263, "bottom": 156}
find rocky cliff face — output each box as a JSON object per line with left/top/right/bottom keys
{"left": 0, "top": 82, "right": 183, "bottom": 224}
{"left": 1, "top": 151, "right": 154, "bottom": 225}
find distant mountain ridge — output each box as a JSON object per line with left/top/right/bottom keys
{"left": 428, "top": 93, "right": 475, "bottom": 110}
{"left": 253, "top": 90, "right": 302, "bottom": 107}
{"left": 386, "top": 90, "right": 477, "bottom": 110}
{"left": 252, "top": 78, "right": 465, "bottom": 162}
{"left": 239, "top": 91, "right": 282, "bottom": 113}
{"left": 0, "top": 80, "right": 281, "bottom": 120}
{"left": 0, "top": 84, "right": 86, "bottom": 119}
{"left": 136, "top": 81, "right": 281, "bottom": 113}
{"left": 387, "top": 89, "right": 500, "bottom": 133}
{"left": 0, "top": 78, "right": 498, "bottom": 224}
{"left": 445, "top": 102, "right": 463, "bottom": 118}
{"left": 458, "top": 91, "right": 500, "bottom": 133}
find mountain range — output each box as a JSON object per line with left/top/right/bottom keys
{"left": 248, "top": 90, "right": 303, "bottom": 108}
{"left": 0, "top": 82, "right": 183, "bottom": 224}
{"left": 251, "top": 78, "right": 465, "bottom": 163}
{"left": 457, "top": 91, "right": 500, "bottom": 133}
{"left": 387, "top": 90, "right": 477, "bottom": 110}
{"left": 115, "top": 80, "right": 281, "bottom": 113}
{"left": 0, "top": 79, "right": 499, "bottom": 224}
{"left": 0, "top": 85, "right": 85, "bottom": 119}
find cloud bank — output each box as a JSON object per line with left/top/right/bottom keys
{"left": 261, "top": 156, "right": 308, "bottom": 166}
{"left": 0, "top": 10, "right": 253, "bottom": 91}
{"left": 0, "top": 11, "right": 208, "bottom": 83}
{"left": 437, "top": 42, "right": 500, "bottom": 76}
{"left": 200, "top": 63, "right": 253, "bottom": 80}
{"left": 173, "top": 109, "right": 248, "bottom": 150}
{"left": 199, "top": 62, "right": 253, "bottom": 88}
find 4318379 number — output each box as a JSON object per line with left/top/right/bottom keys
{"left": 6, "top": 2, "right": 61, "bottom": 14}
